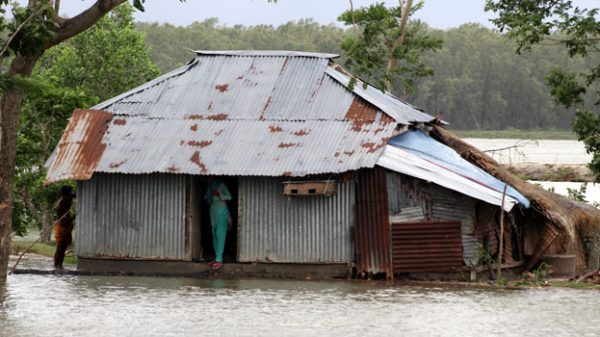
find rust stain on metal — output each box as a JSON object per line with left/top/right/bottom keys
{"left": 346, "top": 97, "right": 378, "bottom": 132}
{"left": 237, "top": 75, "right": 244, "bottom": 80}
{"left": 207, "top": 102, "right": 214, "bottom": 112}
{"left": 262, "top": 96, "right": 273, "bottom": 116}
{"left": 109, "top": 160, "right": 127, "bottom": 169}
{"left": 374, "top": 126, "right": 386, "bottom": 135}
{"left": 207, "top": 113, "right": 228, "bottom": 121}
{"left": 293, "top": 129, "right": 310, "bottom": 136}
{"left": 185, "top": 114, "right": 204, "bottom": 120}
{"left": 334, "top": 152, "right": 341, "bottom": 157}
{"left": 309, "top": 76, "right": 325, "bottom": 99}
{"left": 166, "top": 165, "right": 180, "bottom": 173}
{"left": 190, "top": 124, "right": 198, "bottom": 132}
{"left": 215, "top": 83, "right": 229, "bottom": 93}
{"left": 278, "top": 142, "right": 300, "bottom": 148}
{"left": 190, "top": 151, "right": 207, "bottom": 173}
{"left": 279, "top": 56, "right": 290, "bottom": 76}
{"left": 361, "top": 137, "right": 389, "bottom": 153}
{"left": 50, "top": 109, "right": 113, "bottom": 181}
{"left": 179, "top": 140, "right": 185, "bottom": 146}
{"left": 187, "top": 140, "right": 213, "bottom": 148}
{"left": 343, "top": 150, "right": 355, "bottom": 156}
{"left": 282, "top": 171, "right": 292, "bottom": 176}
{"left": 355, "top": 167, "right": 393, "bottom": 278}
{"left": 113, "top": 118, "right": 127, "bottom": 126}
{"left": 269, "top": 125, "right": 283, "bottom": 133}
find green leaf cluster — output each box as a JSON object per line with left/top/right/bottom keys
{"left": 338, "top": 2, "right": 442, "bottom": 95}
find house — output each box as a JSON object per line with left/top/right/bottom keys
{"left": 47, "top": 50, "right": 581, "bottom": 280}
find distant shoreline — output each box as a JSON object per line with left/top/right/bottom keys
{"left": 454, "top": 130, "right": 577, "bottom": 140}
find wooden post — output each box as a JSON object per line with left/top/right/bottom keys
{"left": 497, "top": 184, "right": 508, "bottom": 281}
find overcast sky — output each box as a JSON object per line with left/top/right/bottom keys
{"left": 13, "top": 0, "right": 600, "bottom": 30}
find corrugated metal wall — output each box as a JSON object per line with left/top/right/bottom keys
{"left": 391, "top": 221, "right": 463, "bottom": 272}
{"left": 76, "top": 173, "right": 187, "bottom": 260}
{"left": 238, "top": 177, "right": 355, "bottom": 263}
{"left": 386, "top": 171, "right": 480, "bottom": 269}
{"left": 355, "top": 167, "right": 393, "bottom": 277}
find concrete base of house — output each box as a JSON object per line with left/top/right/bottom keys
{"left": 77, "top": 258, "right": 351, "bottom": 279}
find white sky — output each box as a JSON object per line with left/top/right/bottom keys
{"left": 10, "top": 0, "right": 600, "bottom": 29}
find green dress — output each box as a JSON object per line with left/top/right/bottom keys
{"left": 204, "top": 180, "right": 231, "bottom": 263}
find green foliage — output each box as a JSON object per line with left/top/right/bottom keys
{"left": 12, "top": 4, "right": 157, "bottom": 235}
{"left": 39, "top": 4, "right": 159, "bottom": 101}
{"left": 573, "top": 109, "right": 600, "bottom": 180}
{"left": 546, "top": 68, "right": 586, "bottom": 108}
{"left": 486, "top": 0, "right": 600, "bottom": 178}
{"left": 7, "top": 2, "right": 56, "bottom": 56}
{"left": 338, "top": 2, "right": 442, "bottom": 95}
{"left": 137, "top": 18, "right": 346, "bottom": 73}
{"left": 567, "top": 183, "right": 588, "bottom": 202}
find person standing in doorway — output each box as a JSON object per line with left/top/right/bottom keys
{"left": 204, "top": 177, "right": 232, "bottom": 270}
{"left": 54, "top": 185, "right": 76, "bottom": 270}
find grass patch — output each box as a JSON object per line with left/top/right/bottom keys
{"left": 548, "top": 280, "right": 600, "bottom": 289}
{"left": 454, "top": 129, "right": 577, "bottom": 140}
{"left": 11, "top": 240, "right": 77, "bottom": 265}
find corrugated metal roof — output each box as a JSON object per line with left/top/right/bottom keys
{"left": 378, "top": 145, "right": 521, "bottom": 212}
{"left": 92, "top": 52, "right": 433, "bottom": 124}
{"left": 46, "top": 110, "right": 396, "bottom": 182}
{"left": 325, "top": 67, "right": 435, "bottom": 124}
{"left": 47, "top": 51, "right": 436, "bottom": 182}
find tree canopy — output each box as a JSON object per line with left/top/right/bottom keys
{"left": 338, "top": 1, "right": 442, "bottom": 95}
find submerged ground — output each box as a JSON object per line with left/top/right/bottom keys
{"left": 2, "top": 255, "right": 600, "bottom": 337}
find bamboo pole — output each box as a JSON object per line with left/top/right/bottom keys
{"left": 497, "top": 184, "right": 508, "bottom": 281}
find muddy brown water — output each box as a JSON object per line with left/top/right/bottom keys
{"left": 2, "top": 271, "right": 600, "bottom": 337}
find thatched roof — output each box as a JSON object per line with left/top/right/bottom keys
{"left": 429, "top": 124, "right": 600, "bottom": 269}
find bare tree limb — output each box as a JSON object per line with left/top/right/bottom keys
{"left": 46, "top": 0, "right": 128, "bottom": 48}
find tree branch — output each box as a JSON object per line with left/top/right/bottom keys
{"left": 46, "top": 0, "right": 127, "bottom": 48}
{"left": 385, "top": 0, "right": 413, "bottom": 91}
{"left": 0, "top": 3, "right": 50, "bottom": 59}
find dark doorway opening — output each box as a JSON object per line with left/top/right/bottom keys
{"left": 198, "top": 176, "right": 239, "bottom": 263}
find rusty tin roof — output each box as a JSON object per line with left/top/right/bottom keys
{"left": 46, "top": 51, "right": 435, "bottom": 182}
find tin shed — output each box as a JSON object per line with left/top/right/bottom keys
{"left": 46, "top": 50, "right": 530, "bottom": 279}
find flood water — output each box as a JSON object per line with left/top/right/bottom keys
{"left": 463, "top": 138, "right": 590, "bottom": 165}
{"left": 1, "top": 273, "right": 600, "bottom": 337}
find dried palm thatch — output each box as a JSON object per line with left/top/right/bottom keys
{"left": 429, "top": 124, "right": 600, "bottom": 270}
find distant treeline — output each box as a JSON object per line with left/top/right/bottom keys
{"left": 137, "top": 19, "right": 599, "bottom": 131}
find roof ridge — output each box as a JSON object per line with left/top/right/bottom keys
{"left": 193, "top": 50, "right": 340, "bottom": 59}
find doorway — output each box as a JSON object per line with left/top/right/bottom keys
{"left": 197, "top": 176, "right": 239, "bottom": 263}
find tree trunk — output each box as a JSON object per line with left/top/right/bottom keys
{"left": 41, "top": 209, "right": 52, "bottom": 243}
{"left": 0, "top": 54, "right": 40, "bottom": 283}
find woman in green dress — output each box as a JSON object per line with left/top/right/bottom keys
{"left": 204, "top": 178, "right": 232, "bottom": 270}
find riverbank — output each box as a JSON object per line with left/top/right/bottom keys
{"left": 8, "top": 251, "right": 600, "bottom": 291}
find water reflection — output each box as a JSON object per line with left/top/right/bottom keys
{"left": 2, "top": 274, "right": 599, "bottom": 337}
